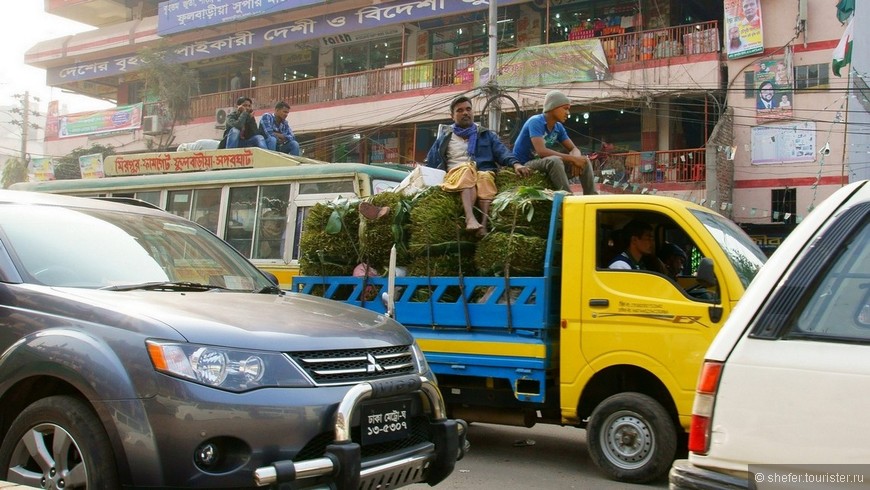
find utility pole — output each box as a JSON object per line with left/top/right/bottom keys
{"left": 487, "top": 0, "right": 500, "bottom": 132}
{"left": 20, "top": 91, "right": 30, "bottom": 162}
{"left": 11, "top": 91, "right": 41, "bottom": 164}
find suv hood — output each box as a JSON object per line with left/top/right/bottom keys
{"left": 60, "top": 289, "right": 413, "bottom": 352}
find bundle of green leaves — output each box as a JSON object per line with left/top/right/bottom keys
{"left": 298, "top": 198, "right": 361, "bottom": 276}
{"left": 474, "top": 186, "right": 555, "bottom": 277}
{"left": 359, "top": 191, "right": 409, "bottom": 270}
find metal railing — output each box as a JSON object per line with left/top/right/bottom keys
{"left": 596, "top": 148, "right": 706, "bottom": 186}
{"left": 189, "top": 21, "right": 718, "bottom": 120}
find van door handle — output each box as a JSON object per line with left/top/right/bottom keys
{"left": 589, "top": 299, "right": 609, "bottom": 307}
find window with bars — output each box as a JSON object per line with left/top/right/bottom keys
{"left": 771, "top": 188, "right": 797, "bottom": 224}
{"left": 795, "top": 63, "right": 829, "bottom": 90}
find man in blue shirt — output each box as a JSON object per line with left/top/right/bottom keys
{"left": 259, "top": 101, "right": 300, "bottom": 156}
{"left": 426, "top": 96, "right": 531, "bottom": 234}
{"left": 513, "top": 90, "right": 597, "bottom": 195}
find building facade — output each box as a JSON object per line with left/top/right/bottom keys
{"left": 25, "top": 0, "right": 860, "bottom": 231}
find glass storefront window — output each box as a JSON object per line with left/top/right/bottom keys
{"left": 429, "top": 8, "right": 517, "bottom": 59}
{"left": 334, "top": 37, "right": 402, "bottom": 75}
{"left": 280, "top": 50, "right": 317, "bottom": 81}
{"left": 547, "top": 1, "right": 639, "bottom": 43}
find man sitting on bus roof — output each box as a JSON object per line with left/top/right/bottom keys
{"left": 220, "top": 96, "right": 267, "bottom": 150}
{"left": 259, "top": 101, "right": 300, "bottom": 156}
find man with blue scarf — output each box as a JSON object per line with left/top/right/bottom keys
{"left": 425, "top": 96, "right": 530, "bottom": 235}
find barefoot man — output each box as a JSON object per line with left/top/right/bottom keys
{"left": 425, "top": 96, "right": 529, "bottom": 234}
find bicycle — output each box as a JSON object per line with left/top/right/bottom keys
{"left": 478, "top": 92, "right": 522, "bottom": 144}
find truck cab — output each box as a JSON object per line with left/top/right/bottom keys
{"left": 558, "top": 195, "right": 765, "bottom": 481}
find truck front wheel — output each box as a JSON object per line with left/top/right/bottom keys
{"left": 586, "top": 392, "right": 677, "bottom": 483}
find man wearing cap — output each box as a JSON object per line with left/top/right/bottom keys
{"left": 657, "top": 242, "right": 687, "bottom": 281}
{"left": 513, "top": 90, "right": 598, "bottom": 195}
{"left": 425, "top": 96, "right": 531, "bottom": 234}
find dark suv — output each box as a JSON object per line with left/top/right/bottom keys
{"left": 0, "top": 190, "right": 466, "bottom": 489}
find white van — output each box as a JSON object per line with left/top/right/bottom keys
{"left": 670, "top": 179, "right": 870, "bottom": 488}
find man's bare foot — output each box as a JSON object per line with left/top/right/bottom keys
{"left": 476, "top": 226, "right": 487, "bottom": 238}
{"left": 465, "top": 218, "right": 483, "bottom": 232}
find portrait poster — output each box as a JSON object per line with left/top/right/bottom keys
{"left": 755, "top": 58, "right": 793, "bottom": 123}
{"left": 78, "top": 153, "right": 105, "bottom": 179}
{"left": 27, "top": 157, "right": 56, "bottom": 182}
{"left": 724, "top": 0, "right": 764, "bottom": 59}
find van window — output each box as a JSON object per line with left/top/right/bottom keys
{"left": 790, "top": 220, "right": 870, "bottom": 342}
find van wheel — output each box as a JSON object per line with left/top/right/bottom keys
{"left": 0, "top": 396, "right": 119, "bottom": 489}
{"left": 586, "top": 392, "right": 677, "bottom": 483}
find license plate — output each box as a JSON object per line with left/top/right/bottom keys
{"left": 360, "top": 399, "right": 411, "bottom": 445}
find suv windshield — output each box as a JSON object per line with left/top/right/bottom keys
{"left": 0, "top": 204, "right": 275, "bottom": 292}
{"left": 690, "top": 209, "right": 767, "bottom": 288}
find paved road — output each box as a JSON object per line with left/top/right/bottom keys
{"left": 414, "top": 422, "right": 670, "bottom": 490}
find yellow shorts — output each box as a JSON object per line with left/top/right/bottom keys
{"left": 441, "top": 163, "right": 497, "bottom": 200}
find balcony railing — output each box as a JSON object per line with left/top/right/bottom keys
{"left": 190, "top": 21, "right": 718, "bottom": 121}
{"left": 596, "top": 148, "right": 706, "bottom": 186}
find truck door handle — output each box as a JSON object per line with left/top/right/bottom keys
{"left": 589, "top": 299, "right": 609, "bottom": 307}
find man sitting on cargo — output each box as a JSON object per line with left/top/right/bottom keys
{"left": 609, "top": 219, "right": 656, "bottom": 270}
{"left": 513, "top": 90, "right": 598, "bottom": 195}
{"left": 425, "top": 95, "right": 530, "bottom": 235}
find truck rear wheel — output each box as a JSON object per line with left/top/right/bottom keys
{"left": 586, "top": 392, "right": 677, "bottom": 483}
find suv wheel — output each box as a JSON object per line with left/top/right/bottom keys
{"left": 586, "top": 392, "right": 677, "bottom": 483}
{"left": 0, "top": 396, "right": 119, "bottom": 489}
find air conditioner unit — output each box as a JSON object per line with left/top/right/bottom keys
{"left": 142, "top": 115, "right": 163, "bottom": 135}
{"left": 214, "top": 107, "right": 233, "bottom": 128}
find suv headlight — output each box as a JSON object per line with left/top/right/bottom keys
{"left": 147, "top": 340, "right": 312, "bottom": 392}
{"left": 410, "top": 341, "right": 433, "bottom": 379}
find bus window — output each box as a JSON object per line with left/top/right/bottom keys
{"left": 136, "top": 191, "right": 160, "bottom": 207}
{"left": 227, "top": 187, "right": 257, "bottom": 256}
{"left": 193, "top": 189, "right": 222, "bottom": 234}
{"left": 299, "top": 180, "right": 354, "bottom": 195}
{"left": 256, "top": 209, "right": 287, "bottom": 259}
{"left": 253, "top": 185, "right": 290, "bottom": 260}
{"left": 291, "top": 206, "right": 310, "bottom": 261}
{"left": 168, "top": 190, "right": 192, "bottom": 220}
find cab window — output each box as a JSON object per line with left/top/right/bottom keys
{"left": 597, "top": 210, "right": 716, "bottom": 301}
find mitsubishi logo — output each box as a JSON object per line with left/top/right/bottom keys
{"left": 366, "top": 353, "right": 384, "bottom": 373}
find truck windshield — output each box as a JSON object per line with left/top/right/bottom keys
{"left": 690, "top": 209, "right": 767, "bottom": 288}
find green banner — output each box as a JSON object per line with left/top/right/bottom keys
{"left": 59, "top": 103, "right": 144, "bottom": 139}
{"left": 474, "top": 39, "right": 610, "bottom": 88}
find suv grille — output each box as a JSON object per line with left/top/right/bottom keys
{"left": 288, "top": 345, "right": 417, "bottom": 385}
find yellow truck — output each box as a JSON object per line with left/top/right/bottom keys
{"left": 293, "top": 192, "right": 767, "bottom": 483}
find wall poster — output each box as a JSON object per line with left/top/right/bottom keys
{"left": 725, "top": 0, "right": 763, "bottom": 59}
{"left": 755, "top": 57, "right": 793, "bottom": 123}
{"left": 751, "top": 121, "right": 816, "bottom": 164}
